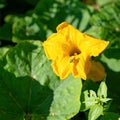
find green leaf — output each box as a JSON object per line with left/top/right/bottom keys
{"left": 80, "top": 90, "right": 97, "bottom": 111}
{"left": 88, "top": 104, "right": 103, "bottom": 120}
{"left": 89, "top": 0, "right": 120, "bottom": 48}
{"left": 4, "top": 14, "right": 20, "bottom": 24}
{"left": 0, "top": 68, "right": 53, "bottom": 120}
{"left": 34, "top": 0, "right": 94, "bottom": 32}
{"left": 101, "top": 49, "right": 120, "bottom": 72}
{"left": 2, "top": 40, "right": 61, "bottom": 89}
{"left": 12, "top": 16, "right": 46, "bottom": 42}
{"left": 63, "top": 1, "right": 94, "bottom": 31}
{"left": 97, "top": 80, "right": 107, "bottom": 98}
{"left": 47, "top": 76, "right": 82, "bottom": 120}
{"left": 0, "top": 41, "right": 82, "bottom": 119}
{"left": 0, "top": 46, "right": 10, "bottom": 59}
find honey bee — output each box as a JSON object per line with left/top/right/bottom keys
{"left": 70, "top": 56, "right": 75, "bottom": 63}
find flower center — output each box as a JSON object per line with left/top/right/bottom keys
{"left": 69, "top": 48, "right": 81, "bottom": 56}
{"left": 69, "top": 48, "right": 81, "bottom": 63}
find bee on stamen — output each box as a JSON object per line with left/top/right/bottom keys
{"left": 70, "top": 57, "right": 75, "bottom": 63}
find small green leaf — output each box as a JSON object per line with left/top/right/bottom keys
{"left": 88, "top": 104, "right": 103, "bottom": 120}
{"left": 80, "top": 90, "right": 97, "bottom": 111}
{"left": 0, "top": 47, "right": 10, "bottom": 59}
{"left": 97, "top": 80, "right": 107, "bottom": 98}
{"left": 99, "top": 98, "right": 112, "bottom": 103}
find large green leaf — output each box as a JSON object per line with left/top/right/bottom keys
{"left": 47, "top": 76, "right": 82, "bottom": 120}
{"left": 0, "top": 68, "right": 53, "bottom": 120}
{"left": 0, "top": 41, "right": 82, "bottom": 120}
{"left": 3, "top": 41, "right": 55, "bottom": 87}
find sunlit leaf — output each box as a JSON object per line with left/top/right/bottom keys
{"left": 88, "top": 104, "right": 103, "bottom": 120}
{"left": 47, "top": 76, "right": 82, "bottom": 120}
{"left": 0, "top": 46, "right": 10, "bottom": 59}
{"left": 97, "top": 80, "right": 107, "bottom": 98}
{"left": 80, "top": 90, "right": 97, "bottom": 111}
{"left": 0, "top": 41, "right": 82, "bottom": 120}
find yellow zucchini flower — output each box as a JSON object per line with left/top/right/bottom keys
{"left": 43, "top": 22, "right": 109, "bottom": 80}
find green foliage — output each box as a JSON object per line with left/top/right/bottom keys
{"left": 0, "top": 0, "right": 6, "bottom": 9}
{"left": 88, "top": 104, "right": 103, "bottom": 120}
{"left": 88, "top": 0, "right": 120, "bottom": 48}
{"left": 0, "top": 41, "right": 82, "bottom": 120}
{"left": 80, "top": 80, "right": 112, "bottom": 120}
{"left": 34, "top": 0, "right": 94, "bottom": 32}
{"left": 85, "top": 1, "right": 120, "bottom": 117}
{"left": 0, "top": 0, "right": 120, "bottom": 119}
{"left": 97, "top": 80, "right": 107, "bottom": 98}
{"left": 12, "top": 15, "right": 46, "bottom": 42}
{"left": 0, "top": 46, "right": 10, "bottom": 58}
{"left": 0, "top": 0, "right": 94, "bottom": 44}
{"left": 0, "top": 23, "right": 12, "bottom": 41}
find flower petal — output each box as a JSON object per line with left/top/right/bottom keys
{"left": 52, "top": 56, "right": 71, "bottom": 79}
{"left": 78, "top": 33, "right": 109, "bottom": 57}
{"left": 43, "top": 22, "right": 109, "bottom": 80}
{"left": 56, "top": 22, "right": 109, "bottom": 57}
{"left": 57, "top": 22, "right": 84, "bottom": 48}
{"left": 71, "top": 53, "right": 91, "bottom": 80}
{"left": 43, "top": 33, "right": 72, "bottom": 60}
